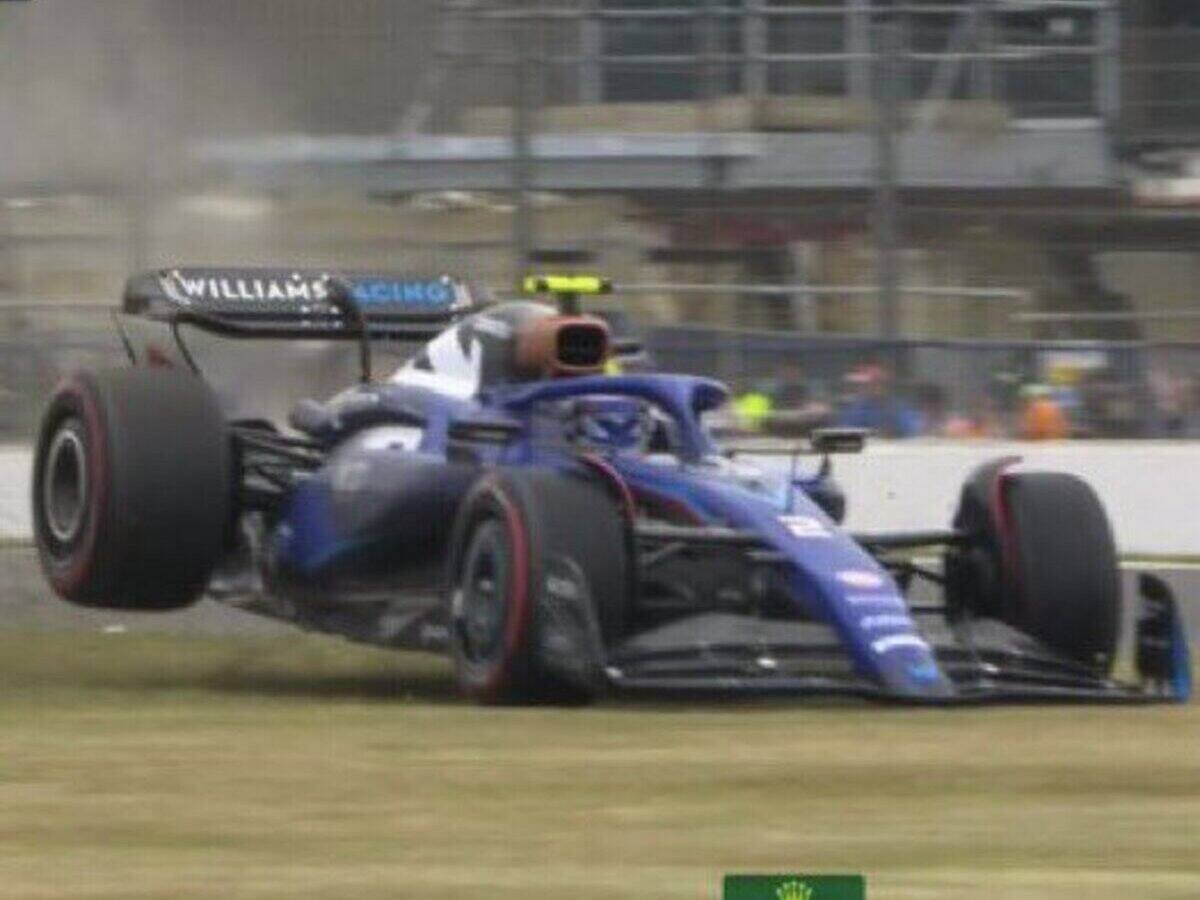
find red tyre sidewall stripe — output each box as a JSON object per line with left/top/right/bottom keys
{"left": 48, "top": 376, "right": 109, "bottom": 597}
{"left": 478, "top": 485, "right": 531, "bottom": 700}
{"left": 989, "top": 467, "right": 1024, "bottom": 622}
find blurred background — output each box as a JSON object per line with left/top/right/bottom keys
{"left": 1, "top": 0, "right": 1199, "bottom": 440}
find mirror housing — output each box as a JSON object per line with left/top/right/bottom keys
{"left": 809, "top": 428, "right": 868, "bottom": 455}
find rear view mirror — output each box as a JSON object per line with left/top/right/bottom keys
{"left": 809, "top": 428, "right": 868, "bottom": 455}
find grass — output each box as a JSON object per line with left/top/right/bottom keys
{"left": 0, "top": 632, "right": 1195, "bottom": 900}
{"left": 1121, "top": 554, "right": 1200, "bottom": 567}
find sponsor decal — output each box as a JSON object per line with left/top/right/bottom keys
{"left": 470, "top": 315, "right": 514, "bottom": 338}
{"left": 835, "top": 569, "right": 886, "bottom": 590}
{"left": 351, "top": 278, "right": 457, "bottom": 308}
{"left": 331, "top": 459, "right": 370, "bottom": 493}
{"left": 160, "top": 270, "right": 331, "bottom": 306}
{"left": 907, "top": 658, "right": 943, "bottom": 684}
{"left": 859, "top": 613, "right": 913, "bottom": 631}
{"left": 724, "top": 875, "right": 865, "bottom": 900}
{"left": 158, "top": 270, "right": 462, "bottom": 310}
{"left": 544, "top": 572, "right": 583, "bottom": 603}
{"left": 541, "top": 557, "right": 591, "bottom": 608}
{"left": 844, "top": 593, "right": 906, "bottom": 609}
{"left": 779, "top": 515, "right": 830, "bottom": 539}
{"left": 537, "top": 558, "right": 600, "bottom": 679}
{"left": 870, "top": 633, "right": 932, "bottom": 655}
{"left": 359, "top": 426, "right": 423, "bottom": 452}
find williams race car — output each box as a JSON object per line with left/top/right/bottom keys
{"left": 32, "top": 269, "right": 1191, "bottom": 704}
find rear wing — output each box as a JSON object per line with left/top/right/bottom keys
{"left": 118, "top": 267, "right": 489, "bottom": 383}
{"left": 123, "top": 268, "right": 485, "bottom": 338}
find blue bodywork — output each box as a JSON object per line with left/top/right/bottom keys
{"left": 276, "top": 372, "right": 953, "bottom": 700}
{"left": 112, "top": 267, "right": 1190, "bottom": 704}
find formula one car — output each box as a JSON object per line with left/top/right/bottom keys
{"left": 32, "top": 269, "right": 1192, "bottom": 704}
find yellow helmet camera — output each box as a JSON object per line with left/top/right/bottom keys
{"left": 521, "top": 274, "right": 612, "bottom": 314}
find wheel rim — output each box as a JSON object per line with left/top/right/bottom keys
{"left": 42, "top": 422, "right": 88, "bottom": 545}
{"left": 455, "top": 520, "right": 510, "bottom": 665}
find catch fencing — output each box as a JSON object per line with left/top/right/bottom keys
{"left": 1, "top": 3, "right": 1199, "bottom": 441}
{"left": 2, "top": 6, "right": 1200, "bottom": 341}
{"left": 3, "top": 302, "right": 1198, "bottom": 441}
{"left": 0, "top": 306, "right": 123, "bottom": 442}
{"left": 649, "top": 326, "right": 1200, "bottom": 439}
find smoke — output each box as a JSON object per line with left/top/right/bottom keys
{"left": 0, "top": 1, "right": 153, "bottom": 191}
{"left": 0, "top": 0, "right": 304, "bottom": 194}
{"left": 0, "top": 0, "right": 439, "bottom": 196}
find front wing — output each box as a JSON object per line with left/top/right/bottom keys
{"left": 599, "top": 527, "right": 1191, "bottom": 704}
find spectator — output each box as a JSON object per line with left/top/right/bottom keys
{"left": 943, "top": 395, "right": 1002, "bottom": 439}
{"left": 1183, "top": 375, "right": 1200, "bottom": 438}
{"left": 1150, "top": 369, "right": 1188, "bottom": 437}
{"left": 762, "top": 363, "right": 832, "bottom": 437}
{"left": 1018, "top": 384, "right": 1069, "bottom": 441}
{"left": 733, "top": 382, "right": 773, "bottom": 433}
{"left": 943, "top": 414, "right": 986, "bottom": 439}
{"left": 1079, "top": 369, "right": 1141, "bottom": 439}
{"left": 914, "top": 383, "right": 947, "bottom": 435}
{"left": 836, "top": 363, "right": 924, "bottom": 438}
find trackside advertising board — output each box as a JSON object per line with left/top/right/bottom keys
{"left": 725, "top": 875, "right": 866, "bottom": 900}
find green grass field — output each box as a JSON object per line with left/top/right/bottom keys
{"left": 0, "top": 632, "right": 1196, "bottom": 900}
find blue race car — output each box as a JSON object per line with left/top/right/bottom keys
{"left": 31, "top": 269, "right": 1191, "bottom": 704}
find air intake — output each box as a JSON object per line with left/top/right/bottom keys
{"left": 515, "top": 316, "right": 610, "bottom": 378}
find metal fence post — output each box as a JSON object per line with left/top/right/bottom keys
{"left": 972, "top": 0, "right": 996, "bottom": 103}
{"left": 847, "top": 0, "right": 871, "bottom": 100}
{"left": 128, "top": 20, "right": 160, "bottom": 276}
{"left": 872, "top": 19, "right": 904, "bottom": 376}
{"left": 512, "top": 14, "right": 535, "bottom": 277}
{"left": 580, "top": 0, "right": 601, "bottom": 104}
{"left": 1096, "top": 3, "right": 1121, "bottom": 126}
{"left": 743, "top": 0, "right": 767, "bottom": 100}
{"left": 698, "top": 0, "right": 720, "bottom": 116}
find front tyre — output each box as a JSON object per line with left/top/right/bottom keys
{"left": 948, "top": 461, "right": 1120, "bottom": 674}
{"left": 445, "top": 469, "right": 631, "bottom": 705}
{"left": 32, "top": 368, "right": 232, "bottom": 610}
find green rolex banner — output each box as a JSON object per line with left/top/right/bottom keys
{"left": 724, "top": 874, "right": 865, "bottom": 900}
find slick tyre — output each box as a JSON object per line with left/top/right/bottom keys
{"left": 445, "top": 469, "right": 631, "bottom": 705}
{"left": 949, "top": 461, "right": 1120, "bottom": 674}
{"left": 32, "top": 368, "right": 232, "bottom": 610}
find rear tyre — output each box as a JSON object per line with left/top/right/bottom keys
{"left": 948, "top": 461, "right": 1120, "bottom": 673}
{"left": 32, "top": 368, "right": 232, "bottom": 610}
{"left": 445, "top": 469, "right": 630, "bottom": 705}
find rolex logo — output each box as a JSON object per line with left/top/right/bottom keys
{"left": 724, "top": 873, "right": 862, "bottom": 900}
{"left": 775, "top": 880, "right": 814, "bottom": 900}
